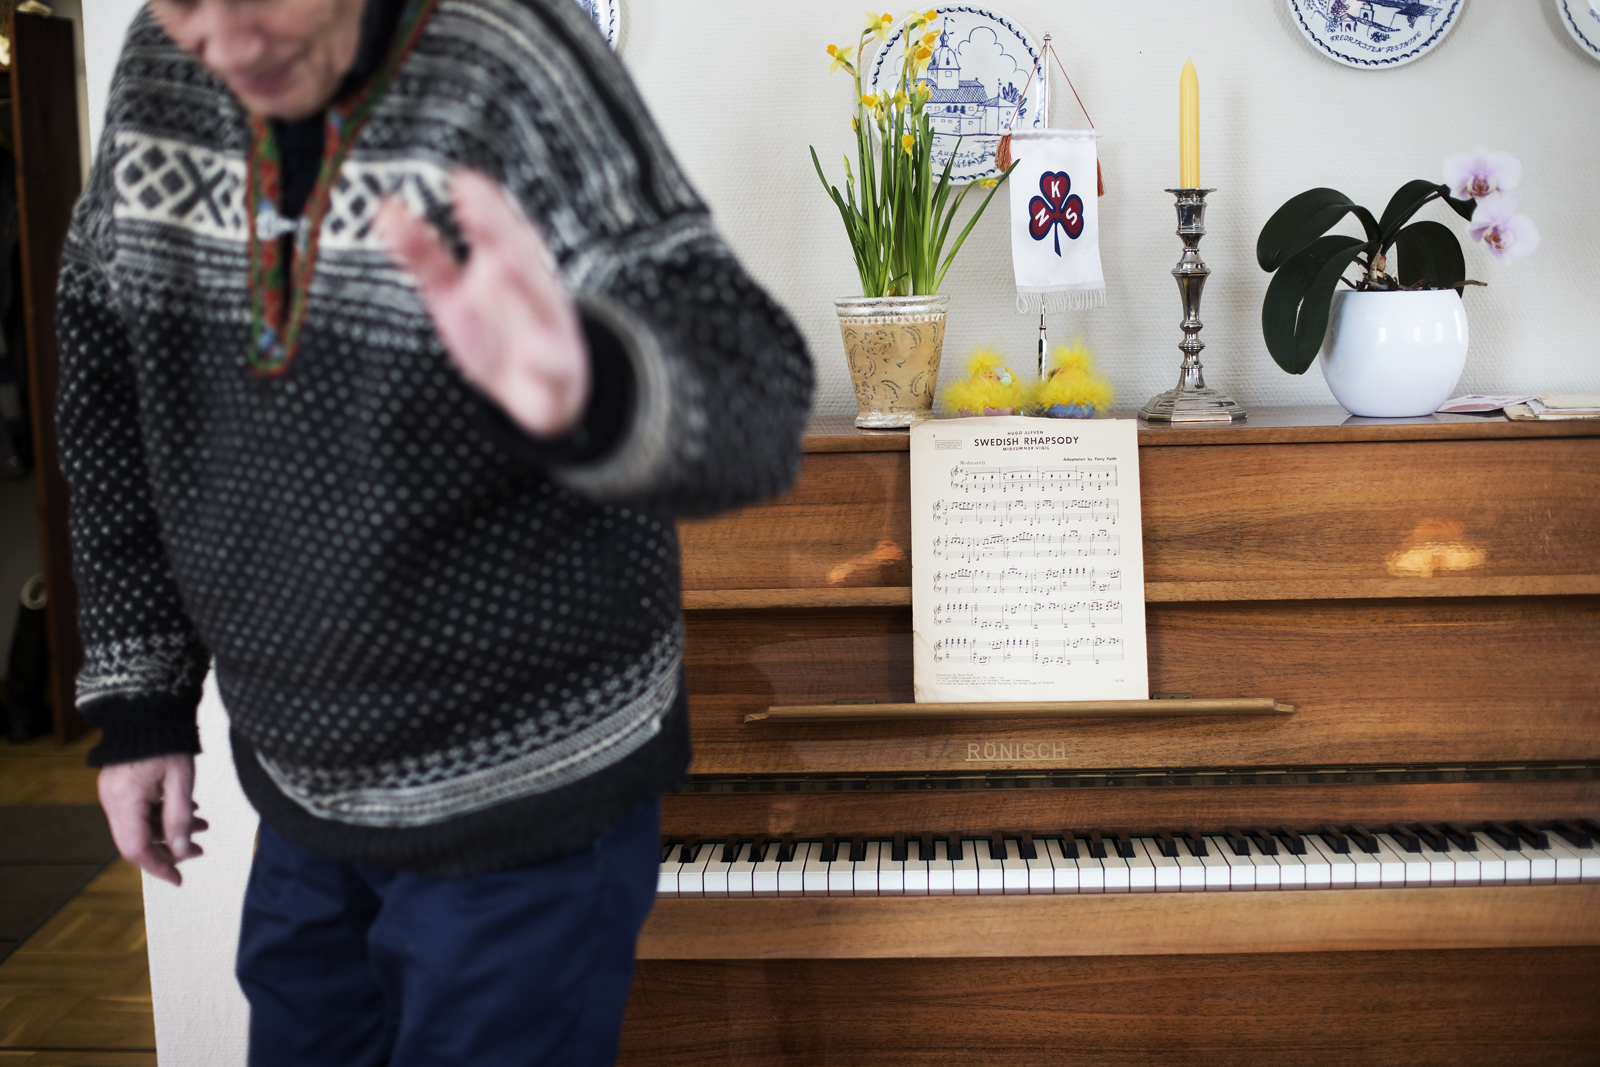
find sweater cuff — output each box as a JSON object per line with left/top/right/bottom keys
{"left": 474, "top": 299, "right": 638, "bottom": 469}
{"left": 83, "top": 691, "right": 202, "bottom": 767}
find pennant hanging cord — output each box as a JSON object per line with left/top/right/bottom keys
{"left": 995, "top": 41, "right": 1104, "bottom": 196}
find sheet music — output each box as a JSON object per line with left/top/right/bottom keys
{"left": 911, "top": 416, "right": 1148, "bottom": 702}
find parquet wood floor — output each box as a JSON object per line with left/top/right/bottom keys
{"left": 0, "top": 735, "right": 153, "bottom": 1063}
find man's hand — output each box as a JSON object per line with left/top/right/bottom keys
{"left": 375, "top": 170, "right": 591, "bottom": 438}
{"left": 98, "top": 755, "right": 208, "bottom": 886}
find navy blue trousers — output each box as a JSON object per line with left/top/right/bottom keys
{"left": 237, "top": 799, "right": 661, "bottom": 1067}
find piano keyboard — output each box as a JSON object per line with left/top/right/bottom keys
{"left": 657, "top": 820, "right": 1600, "bottom": 897}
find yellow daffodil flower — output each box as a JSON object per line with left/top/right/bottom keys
{"left": 826, "top": 42, "right": 857, "bottom": 74}
{"left": 977, "top": 178, "right": 999, "bottom": 188}
{"left": 864, "top": 11, "right": 893, "bottom": 40}
{"left": 914, "top": 44, "right": 933, "bottom": 69}
{"left": 901, "top": 133, "right": 915, "bottom": 156}
{"left": 914, "top": 83, "right": 931, "bottom": 103}
{"left": 921, "top": 30, "right": 939, "bottom": 47}
{"left": 861, "top": 93, "right": 881, "bottom": 111}
{"left": 892, "top": 89, "right": 910, "bottom": 108}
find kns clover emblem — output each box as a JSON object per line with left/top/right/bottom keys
{"left": 1028, "top": 171, "right": 1085, "bottom": 256}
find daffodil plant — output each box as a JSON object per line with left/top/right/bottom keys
{"left": 812, "top": 10, "right": 1017, "bottom": 298}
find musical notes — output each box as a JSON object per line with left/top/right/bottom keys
{"left": 911, "top": 417, "right": 1148, "bottom": 701}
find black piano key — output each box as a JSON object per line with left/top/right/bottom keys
{"left": 947, "top": 835, "right": 965, "bottom": 861}
{"left": 1180, "top": 828, "right": 1209, "bottom": 857}
{"left": 776, "top": 833, "right": 797, "bottom": 863}
{"left": 1553, "top": 820, "right": 1593, "bottom": 848}
{"left": 661, "top": 837, "right": 677, "bottom": 863}
{"left": 1086, "top": 830, "right": 1108, "bottom": 860}
{"left": 721, "top": 835, "right": 743, "bottom": 863}
{"left": 1512, "top": 821, "right": 1550, "bottom": 849}
{"left": 1582, "top": 819, "right": 1600, "bottom": 839}
{"left": 1058, "top": 831, "right": 1081, "bottom": 859}
{"left": 1485, "top": 822, "right": 1521, "bottom": 850}
{"left": 1017, "top": 832, "right": 1038, "bottom": 861}
{"left": 919, "top": 832, "right": 937, "bottom": 862}
{"left": 1387, "top": 823, "right": 1421, "bottom": 853}
{"left": 1155, "top": 829, "right": 1180, "bottom": 858}
{"left": 1273, "top": 826, "right": 1307, "bottom": 855}
{"left": 819, "top": 834, "right": 839, "bottom": 863}
{"left": 678, "top": 835, "right": 702, "bottom": 863}
{"left": 1111, "top": 831, "right": 1136, "bottom": 859}
{"left": 1346, "top": 824, "right": 1380, "bottom": 855}
{"left": 1247, "top": 827, "right": 1279, "bottom": 856}
{"left": 1413, "top": 823, "right": 1450, "bottom": 853}
{"left": 891, "top": 832, "right": 908, "bottom": 863}
{"left": 747, "top": 835, "right": 769, "bottom": 862}
{"left": 1225, "top": 827, "right": 1252, "bottom": 857}
{"left": 988, "top": 831, "right": 1008, "bottom": 861}
{"left": 1318, "top": 824, "right": 1350, "bottom": 854}
{"left": 1443, "top": 822, "right": 1478, "bottom": 851}
{"left": 849, "top": 834, "right": 867, "bottom": 863}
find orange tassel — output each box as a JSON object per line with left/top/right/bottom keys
{"left": 995, "top": 134, "right": 1012, "bottom": 173}
{"left": 1097, "top": 159, "right": 1104, "bottom": 197}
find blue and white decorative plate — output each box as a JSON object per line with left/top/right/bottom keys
{"left": 573, "top": 0, "right": 619, "bottom": 49}
{"left": 1286, "top": 0, "right": 1465, "bottom": 69}
{"left": 866, "top": 6, "right": 1045, "bottom": 185}
{"left": 1558, "top": 0, "right": 1600, "bottom": 59}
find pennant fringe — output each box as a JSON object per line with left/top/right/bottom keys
{"left": 1015, "top": 287, "right": 1108, "bottom": 314}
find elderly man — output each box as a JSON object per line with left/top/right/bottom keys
{"left": 57, "top": 0, "right": 811, "bottom": 1061}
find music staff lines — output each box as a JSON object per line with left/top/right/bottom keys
{"left": 932, "top": 497, "right": 1118, "bottom": 527}
{"left": 932, "top": 635, "right": 1124, "bottom": 666}
{"left": 948, "top": 465, "right": 1118, "bottom": 494}
{"left": 932, "top": 566, "right": 1120, "bottom": 596}
{"left": 932, "top": 531, "right": 1120, "bottom": 562}
{"left": 931, "top": 599, "right": 1123, "bottom": 630}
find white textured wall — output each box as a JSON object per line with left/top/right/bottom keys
{"left": 77, "top": 2, "right": 1599, "bottom": 1064}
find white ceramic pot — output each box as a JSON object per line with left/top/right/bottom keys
{"left": 1318, "top": 289, "right": 1468, "bottom": 417}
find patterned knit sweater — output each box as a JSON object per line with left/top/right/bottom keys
{"left": 55, "top": 0, "right": 812, "bottom": 876}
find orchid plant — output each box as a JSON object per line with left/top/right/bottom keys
{"left": 1257, "top": 147, "right": 1540, "bottom": 374}
{"left": 812, "top": 10, "right": 1017, "bottom": 298}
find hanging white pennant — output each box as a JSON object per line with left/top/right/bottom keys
{"left": 1009, "top": 128, "right": 1106, "bottom": 314}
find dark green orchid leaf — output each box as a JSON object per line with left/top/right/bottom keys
{"left": 1394, "top": 220, "right": 1467, "bottom": 294}
{"left": 1378, "top": 179, "right": 1450, "bottom": 246}
{"left": 1261, "top": 235, "right": 1366, "bottom": 374}
{"left": 1257, "top": 188, "right": 1354, "bottom": 271}
{"left": 1443, "top": 194, "right": 1476, "bottom": 221}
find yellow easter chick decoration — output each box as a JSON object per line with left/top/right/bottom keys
{"left": 1034, "top": 339, "right": 1113, "bottom": 418}
{"left": 940, "top": 345, "right": 1028, "bottom": 416}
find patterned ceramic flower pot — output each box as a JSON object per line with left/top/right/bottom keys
{"left": 1318, "top": 289, "right": 1468, "bottom": 418}
{"left": 836, "top": 295, "right": 948, "bottom": 428}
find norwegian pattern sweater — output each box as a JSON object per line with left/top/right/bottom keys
{"left": 55, "top": 0, "right": 812, "bottom": 876}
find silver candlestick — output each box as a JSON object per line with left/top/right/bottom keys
{"left": 1138, "top": 188, "right": 1247, "bottom": 423}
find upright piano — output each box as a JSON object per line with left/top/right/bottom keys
{"left": 619, "top": 408, "right": 1600, "bottom": 1065}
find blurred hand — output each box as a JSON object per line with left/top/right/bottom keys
{"left": 376, "top": 170, "right": 590, "bottom": 437}
{"left": 98, "top": 754, "right": 208, "bottom": 886}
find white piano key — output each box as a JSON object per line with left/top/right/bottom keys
{"left": 1049, "top": 838, "right": 1081, "bottom": 894}
{"left": 1376, "top": 834, "right": 1431, "bottom": 887}
{"left": 953, "top": 839, "right": 980, "bottom": 895}
{"left": 1272, "top": 842, "right": 1306, "bottom": 890}
{"left": 678, "top": 841, "right": 717, "bottom": 897}
{"left": 723, "top": 843, "right": 754, "bottom": 897}
{"left": 1468, "top": 833, "right": 1506, "bottom": 885}
{"left": 1249, "top": 841, "right": 1281, "bottom": 891}
{"left": 1196, "top": 838, "right": 1232, "bottom": 891}
{"left": 1101, "top": 842, "right": 1131, "bottom": 894}
{"left": 929, "top": 838, "right": 956, "bottom": 896}
{"left": 801, "top": 841, "right": 832, "bottom": 896}
{"left": 824, "top": 841, "right": 856, "bottom": 896}
{"left": 878, "top": 843, "right": 906, "bottom": 896}
{"left": 1000, "top": 839, "right": 1031, "bottom": 895}
{"left": 1415, "top": 836, "right": 1456, "bottom": 887}
{"left": 853, "top": 841, "right": 882, "bottom": 895}
{"left": 752, "top": 842, "right": 782, "bottom": 897}
{"left": 1366, "top": 835, "right": 1409, "bottom": 888}
{"left": 1209, "top": 835, "right": 1254, "bottom": 891}
{"left": 1523, "top": 838, "right": 1558, "bottom": 885}
{"left": 1560, "top": 835, "right": 1600, "bottom": 882}
{"left": 1477, "top": 834, "right": 1528, "bottom": 885}
{"left": 903, "top": 841, "right": 930, "bottom": 896}
{"left": 1141, "top": 838, "right": 1182, "bottom": 893}
{"left": 777, "top": 841, "right": 809, "bottom": 897}
{"left": 1173, "top": 840, "right": 1207, "bottom": 892}
{"left": 1125, "top": 839, "right": 1157, "bottom": 893}
{"left": 1024, "top": 839, "right": 1056, "bottom": 893}
{"left": 702, "top": 843, "right": 736, "bottom": 897}
{"left": 1297, "top": 837, "right": 1334, "bottom": 889}
{"left": 1446, "top": 836, "right": 1480, "bottom": 887}
{"left": 1304, "top": 835, "right": 1356, "bottom": 888}
{"left": 1076, "top": 845, "right": 1106, "bottom": 894}
{"left": 657, "top": 844, "right": 680, "bottom": 897}
{"left": 1542, "top": 836, "right": 1583, "bottom": 884}
{"left": 974, "top": 839, "right": 1004, "bottom": 895}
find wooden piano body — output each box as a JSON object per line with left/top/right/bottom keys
{"left": 619, "top": 408, "right": 1600, "bottom": 1066}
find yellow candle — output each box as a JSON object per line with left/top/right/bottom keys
{"left": 1179, "top": 59, "right": 1200, "bottom": 188}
